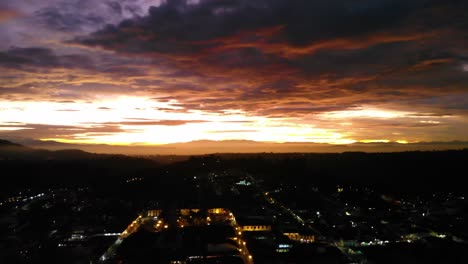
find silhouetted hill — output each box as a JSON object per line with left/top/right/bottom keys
{"left": 0, "top": 139, "right": 37, "bottom": 159}
{"left": 4, "top": 137, "right": 468, "bottom": 155}
{"left": 0, "top": 139, "right": 161, "bottom": 192}
{"left": 0, "top": 139, "right": 22, "bottom": 147}
{"left": 165, "top": 150, "right": 468, "bottom": 194}
{"left": 0, "top": 138, "right": 130, "bottom": 161}
{"left": 2, "top": 138, "right": 467, "bottom": 195}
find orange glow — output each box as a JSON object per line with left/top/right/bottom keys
{"left": 320, "top": 108, "right": 409, "bottom": 119}
{"left": 0, "top": 97, "right": 359, "bottom": 145}
{"left": 359, "top": 140, "right": 391, "bottom": 143}
{"left": 0, "top": 98, "right": 461, "bottom": 146}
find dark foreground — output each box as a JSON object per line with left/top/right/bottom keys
{"left": 1, "top": 140, "right": 467, "bottom": 263}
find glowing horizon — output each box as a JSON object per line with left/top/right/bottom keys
{"left": 0, "top": 96, "right": 456, "bottom": 146}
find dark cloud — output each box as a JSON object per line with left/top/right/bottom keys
{"left": 0, "top": 46, "right": 151, "bottom": 79}
{"left": 107, "top": 1, "right": 123, "bottom": 15}
{"left": 0, "top": 47, "right": 95, "bottom": 69}
{"left": 154, "top": 107, "right": 189, "bottom": 113}
{"left": 35, "top": 6, "right": 105, "bottom": 32}
{"left": 0, "top": 48, "right": 155, "bottom": 101}
{"left": 74, "top": 0, "right": 444, "bottom": 54}
{"left": 278, "top": 0, "right": 421, "bottom": 45}
{"left": 0, "top": 84, "right": 35, "bottom": 96}
{"left": 257, "top": 105, "right": 358, "bottom": 116}
{"left": 56, "top": 100, "right": 76, "bottom": 103}
{"left": 0, "top": 123, "right": 127, "bottom": 139}
{"left": 410, "top": 94, "right": 468, "bottom": 114}
{"left": 71, "top": 0, "right": 468, "bottom": 115}
{"left": 29, "top": 0, "right": 156, "bottom": 33}
{"left": 406, "top": 113, "right": 453, "bottom": 118}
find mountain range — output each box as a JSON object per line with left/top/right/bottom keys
{"left": 1, "top": 137, "right": 468, "bottom": 156}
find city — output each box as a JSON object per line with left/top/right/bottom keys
{"left": 1, "top": 142, "right": 467, "bottom": 263}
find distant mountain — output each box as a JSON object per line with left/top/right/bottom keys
{"left": 2, "top": 137, "right": 468, "bottom": 155}
{"left": 0, "top": 139, "right": 36, "bottom": 159}
{"left": 0, "top": 138, "right": 162, "bottom": 192}
{"left": 0, "top": 138, "right": 141, "bottom": 161}
{"left": 0, "top": 139, "right": 23, "bottom": 147}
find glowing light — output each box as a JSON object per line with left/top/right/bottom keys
{"left": 419, "top": 120, "right": 440, "bottom": 124}
{"left": 0, "top": 97, "right": 357, "bottom": 145}
{"left": 321, "top": 108, "right": 408, "bottom": 119}
{"left": 1, "top": 99, "right": 447, "bottom": 146}
{"left": 359, "top": 139, "right": 390, "bottom": 143}
{"left": 463, "top": 64, "right": 468, "bottom": 72}
{"left": 0, "top": 127, "right": 32, "bottom": 131}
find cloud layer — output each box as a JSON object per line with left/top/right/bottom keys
{"left": 1, "top": 0, "right": 468, "bottom": 146}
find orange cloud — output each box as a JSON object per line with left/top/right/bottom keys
{"left": 0, "top": 8, "right": 21, "bottom": 23}
{"left": 200, "top": 26, "right": 439, "bottom": 59}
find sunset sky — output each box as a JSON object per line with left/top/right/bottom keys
{"left": 1, "top": 0, "right": 468, "bottom": 148}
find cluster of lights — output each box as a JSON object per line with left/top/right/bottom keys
{"left": 4, "top": 193, "right": 45, "bottom": 204}
{"left": 112, "top": 209, "right": 254, "bottom": 263}
{"left": 22, "top": 193, "right": 45, "bottom": 202}
{"left": 359, "top": 240, "right": 390, "bottom": 246}
{"left": 126, "top": 177, "right": 143, "bottom": 183}
{"left": 102, "top": 233, "right": 121, "bottom": 236}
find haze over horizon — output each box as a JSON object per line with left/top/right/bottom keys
{"left": 1, "top": 0, "right": 468, "bottom": 151}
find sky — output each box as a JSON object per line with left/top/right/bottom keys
{"left": 1, "top": 0, "right": 468, "bottom": 149}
